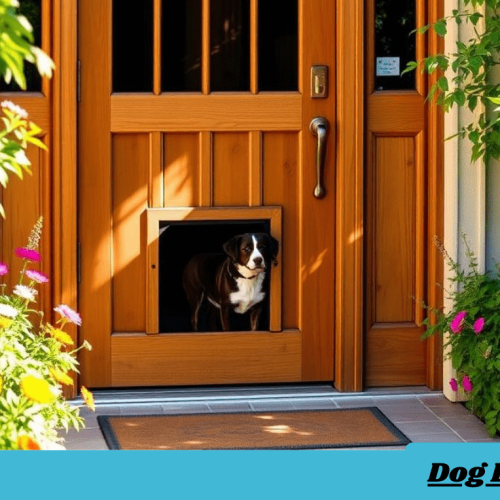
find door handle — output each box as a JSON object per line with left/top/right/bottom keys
{"left": 309, "top": 117, "right": 329, "bottom": 199}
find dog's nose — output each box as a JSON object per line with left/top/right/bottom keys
{"left": 254, "top": 257, "right": 263, "bottom": 266}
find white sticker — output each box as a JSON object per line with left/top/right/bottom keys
{"left": 376, "top": 57, "right": 400, "bottom": 77}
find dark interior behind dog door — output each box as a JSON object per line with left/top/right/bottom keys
{"left": 159, "top": 220, "right": 271, "bottom": 333}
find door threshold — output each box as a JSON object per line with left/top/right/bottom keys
{"left": 72, "top": 384, "right": 440, "bottom": 406}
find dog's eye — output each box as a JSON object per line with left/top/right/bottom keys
{"left": 244, "top": 246, "right": 252, "bottom": 253}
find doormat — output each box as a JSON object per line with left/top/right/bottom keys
{"left": 97, "top": 407, "right": 411, "bottom": 450}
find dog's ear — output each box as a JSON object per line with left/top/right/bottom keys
{"left": 269, "top": 235, "right": 279, "bottom": 266}
{"left": 223, "top": 235, "right": 242, "bottom": 261}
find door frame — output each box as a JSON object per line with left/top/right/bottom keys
{"left": 53, "top": 0, "right": 442, "bottom": 397}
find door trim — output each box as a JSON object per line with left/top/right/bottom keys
{"left": 334, "top": 0, "right": 364, "bottom": 391}
{"left": 51, "top": 0, "right": 78, "bottom": 398}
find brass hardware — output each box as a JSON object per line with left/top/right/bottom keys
{"left": 309, "top": 117, "right": 329, "bottom": 199}
{"left": 311, "top": 65, "right": 328, "bottom": 98}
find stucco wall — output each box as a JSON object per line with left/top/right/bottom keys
{"left": 443, "top": 1, "right": 487, "bottom": 401}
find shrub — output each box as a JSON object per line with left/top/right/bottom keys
{"left": 0, "top": 218, "right": 92, "bottom": 450}
{"left": 424, "top": 237, "right": 500, "bottom": 436}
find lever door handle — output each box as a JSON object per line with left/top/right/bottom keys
{"left": 309, "top": 117, "right": 329, "bottom": 199}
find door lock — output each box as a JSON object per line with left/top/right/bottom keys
{"left": 311, "top": 65, "right": 328, "bottom": 98}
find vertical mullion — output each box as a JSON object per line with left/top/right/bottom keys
{"left": 250, "top": 0, "right": 258, "bottom": 94}
{"left": 153, "top": 0, "right": 162, "bottom": 95}
{"left": 202, "top": 0, "right": 210, "bottom": 94}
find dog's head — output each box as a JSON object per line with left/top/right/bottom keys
{"left": 223, "top": 233, "right": 279, "bottom": 273}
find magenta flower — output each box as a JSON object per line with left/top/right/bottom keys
{"left": 473, "top": 317, "right": 485, "bottom": 334}
{"left": 462, "top": 375, "right": 473, "bottom": 392}
{"left": 450, "top": 311, "right": 467, "bottom": 334}
{"left": 449, "top": 378, "right": 458, "bottom": 392}
{"left": 0, "top": 262, "right": 8, "bottom": 276}
{"left": 54, "top": 304, "right": 82, "bottom": 326}
{"left": 15, "top": 247, "right": 41, "bottom": 262}
{"left": 25, "top": 269, "right": 49, "bottom": 284}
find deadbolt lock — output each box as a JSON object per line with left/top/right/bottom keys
{"left": 311, "top": 65, "right": 328, "bottom": 98}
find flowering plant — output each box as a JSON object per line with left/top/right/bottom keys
{"left": 0, "top": 218, "right": 92, "bottom": 450}
{"left": 423, "top": 237, "right": 500, "bottom": 436}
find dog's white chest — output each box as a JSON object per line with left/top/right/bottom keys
{"left": 230, "top": 273, "right": 266, "bottom": 314}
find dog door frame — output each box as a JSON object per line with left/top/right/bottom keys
{"left": 145, "top": 207, "right": 283, "bottom": 334}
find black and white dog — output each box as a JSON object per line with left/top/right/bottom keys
{"left": 182, "top": 233, "right": 279, "bottom": 332}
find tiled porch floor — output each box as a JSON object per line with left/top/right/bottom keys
{"left": 62, "top": 385, "right": 500, "bottom": 450}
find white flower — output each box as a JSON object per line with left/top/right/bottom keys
{"left": 0, "top": 303, "right": 18, "bottom": 318}
{"left": 13, "top": 285, "right": 37, "bottom": 302}
{"left": 1, "top": 100, "right": 28, "bottom": 119}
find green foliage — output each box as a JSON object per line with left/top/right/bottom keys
{"left": 0, "top": 0, "right": 54, "bottom": 218}
{"left": 423, "top": 236, "right": 500, "bottom": 437}
{"left": 0, "top": 0, "right": 53, "bottom": 89}
{"left": 0, "top": 219, "right": 92, "bottom": 450}
{"left": 404, "top": 0, "right": 500, "bottom": 162}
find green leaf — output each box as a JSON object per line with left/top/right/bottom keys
{"left": 434, "top": 20, "right": 447, "bottom": 37}
{"left": 438, "top": 76, "right": 449, "bottom": 91}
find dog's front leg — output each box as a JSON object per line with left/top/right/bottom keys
{"left": 220, "top": 304, "right": 231, "bottom": 331}
{"left": 249, "top": 304, "right": 263, "bottom": 331}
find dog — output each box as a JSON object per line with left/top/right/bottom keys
{"left": 182, "top": 233, "right": 279, "bottom": 332}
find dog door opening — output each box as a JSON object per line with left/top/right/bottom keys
{"left": 159, "top": 220, "right": 271, "bottom": 333}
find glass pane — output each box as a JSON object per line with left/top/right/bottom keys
{"left": 162, "top": 0, "right": 202, "bottom": 92}
{"left": 375, "top": 0, "right": 415, "bottom": 91}
{"left": 113, "top": 0, "right": 153, "bottom": 93}
{"left": 210, "top": 0, "right": 250, "bottom": 92}
{"left": 258, "top": 0, "right": 298, "bottom": 92}
{"left": 2, "top": 0, "right": 42, "bottom": 92}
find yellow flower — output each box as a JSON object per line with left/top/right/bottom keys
{"left": 81, "top": 386, "right": 95, "bottom": 412}
{"left": 17, "top": 435, "right": 41, "bottom": 450}
{"left": 0, "top": 317, "right": 12, "bottom": 329}
{"left": 21, "top": 375, "right": 56, "bottom": 404}
{"left": 49, "top": 368, "right": 73, "bottom": 386}
{"left": 50, "top": 328, "right": 74, "bottom": 346}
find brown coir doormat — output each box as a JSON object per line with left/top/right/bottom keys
{"left": 97, "top": 407, "right": 410, "bottom": 450}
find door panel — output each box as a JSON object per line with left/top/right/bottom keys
{"left": 365, "top": 0, "right": 428, "bottom": 386}
{"left": 79, "top": 0, "right": 335, "bottom": 387}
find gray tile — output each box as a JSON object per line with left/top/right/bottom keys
{"left": 466, "top": 438, "right": 500, "bottom": 443}
{"left": 394, "top": 420, "right": 455, "bottom": 435}
{"left": 418, "top": 394, "right": 456, "bottom": 407}
{"left": 407, "top": 433, "right": 464, "bottom": 443}
{"left": 372, "top": 396, "right": 419, "bottom": 406}
{"left": 119, "top": 404, "right": 164, "bottom": 415}
{"left": 64, "top": 437, "right": 109, "bottom": 450}
{"left": 441, "top": 414, "right": 488, "bottom": 434}
{"left": 335, "top": 397, "right": 376, "bottom": 408}
{"left": 96, "top": 405, "right": 122, "bottom": 415}
{"left": 450, "top": 426, "right": 493, "bottom": 441}
{"left": 292, "top": 398, "right": 338, "bottom": 410}
{"left": 376, "top": 403, "right": 431, "bottom": 415}
{"left": 208, "top": 401, "right": 252, "bottom": 413}
{"left": 381, "top": 411, "right": 440, "bottom": 424}
{"left": 427, "top": 404, "right": 474, "bottom": 419}
{"left": 250, "top": 400, "right": 296, "bottom": 411}
{"left": 161, "top": 403, "right": 211, "bottom": 414}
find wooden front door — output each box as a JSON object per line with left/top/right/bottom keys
{"left": 78, "top": 0, "right": 335, "bottom": 387}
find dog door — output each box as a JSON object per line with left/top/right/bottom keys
{"left": 146, "top": 207, "right": 282, "bottom": 334}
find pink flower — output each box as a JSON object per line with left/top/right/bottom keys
{"left": 0, "top": 262, "right": 8, "bottom": 276}
{"left": 15, "top": 247, "right": 41, "bottom": 262}
{"left": 450, "top": 311, "right": 467, "bottom": 334}
{"left": 473, "top": 317, "right": 485, "bottom": 334}
{"left": 449, "top": 378, "right": 458, "bottom": 392}
{"left": 462, "top": 375, "right": 473, "bottom": 392}
{"left": 25, "top": 269, "right": 49, "bottom": 284}
{"left": 54, "top": 304, "right": 81, "bottom": 326}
